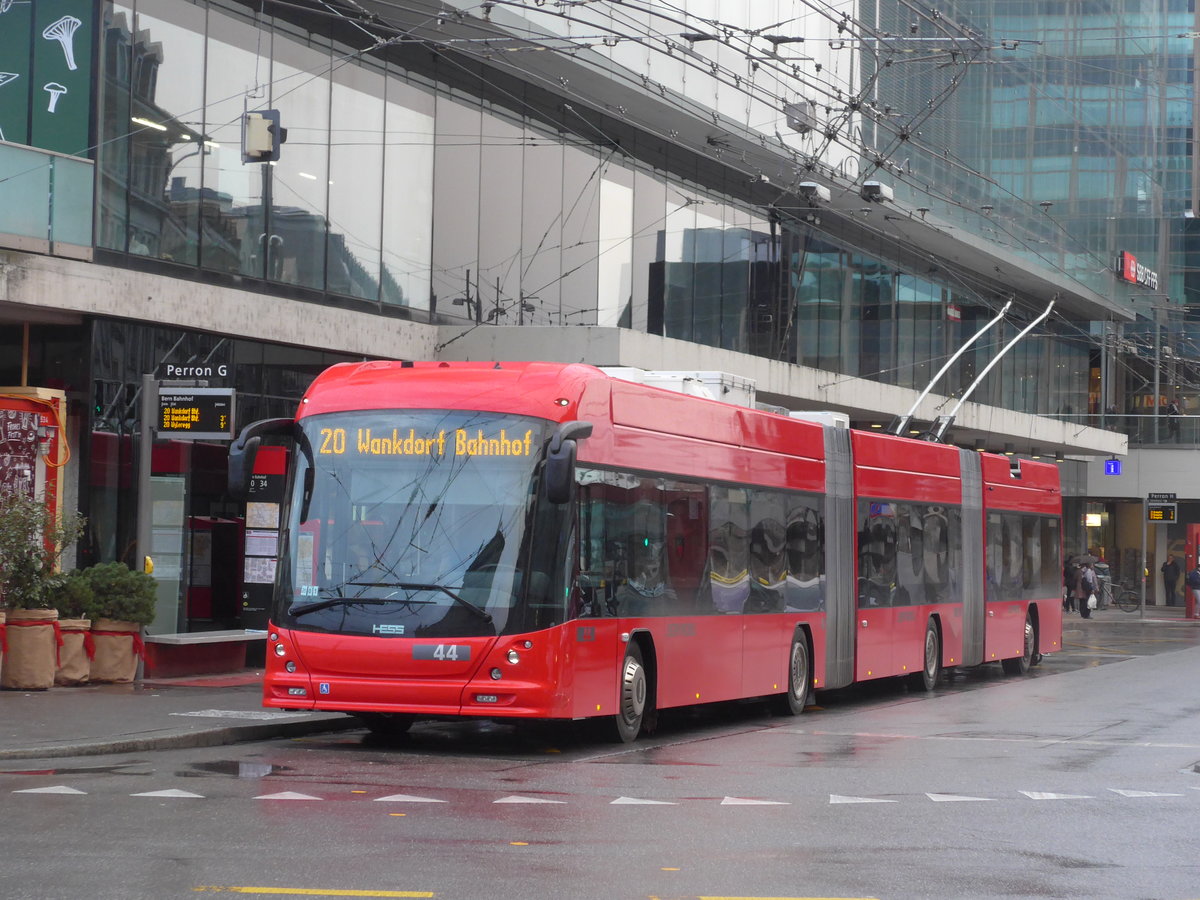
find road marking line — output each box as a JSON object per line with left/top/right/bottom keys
{"left": 721, "top": 796, "right": 789, "bottom": 805}
{"left": 1108, "top": 789, "right": 1184, "bottom": 797}
{"left": 829, "top": 795, "right": 896, "bottom": 804}
{"left": 132, "top": 789, "right": 204, "bottom": 798}
{"left": 926, "top": 793, "right": 994, "bottom": 802}
{"left": 13, "top": 785, "right": 86, "bottom": 794}
{"left": 254, "top": 791, "right": 322, "bottom": 800}
{"left": 493, "top": 795, "right": 565, "bottom": 804}
{"left": 192, "top": 888, "right": 432, "bottom": 897}
{"left": 373, "top": 794, "right": 446, "bottom": 803}
{"left": 611, "top": 796, "right": 676, "bottom": 804}
{"left": 1020, "top": 791, "right": 1094, "bottom": 800}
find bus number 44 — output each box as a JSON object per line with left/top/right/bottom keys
{"left": 413, "top": 644, "right": 471, "bottom": 661}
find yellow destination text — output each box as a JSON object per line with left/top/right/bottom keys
{"left": 455, "top": 428, "right": 533, "bottom": 457}
{"left": 356, "top": 428, "right": 446, "bottom": 456}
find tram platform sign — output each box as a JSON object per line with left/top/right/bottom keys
{"left": 1147, "top": 493, "right": 1178, "bottom": 523}
{"left": 157, "top": 387, "right": 236, "bottom": 440}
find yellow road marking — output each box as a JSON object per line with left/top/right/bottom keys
{"left": 698, "top": 896, "right": 879, "bottom": 899}
{"left": 193, "top": 889, "right": 432, "bottom": 897}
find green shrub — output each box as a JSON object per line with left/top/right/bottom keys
{"left": 45, "top": 572, "right": 97, "bottom": 620}
{"left": 0, "top": 491, "right": 86, "bottom": 610}
{"left": 82, "top": 561, "right": 157, "bottom": 625}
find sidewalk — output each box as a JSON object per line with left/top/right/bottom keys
{"left": 0, "top": 669, "right": 355, "bottom": 762}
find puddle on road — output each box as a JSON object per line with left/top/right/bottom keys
{"left": 179, "top": 760, "right": 291, "bottom": 779}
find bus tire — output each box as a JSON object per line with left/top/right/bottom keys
{"left": 909, "top": 618, "right": 941, "bottom": 692}
{"left": 359, "top": 713, "right": 415, "bottom": 738}
{"left": 770, "top": 632, "right": 810, "bottom": 716}
{"left": 611, "top": 642, "right": 648, "bottom": 743}
{"left": 1001, "top": 612, "right": 1036, "bottom": 676}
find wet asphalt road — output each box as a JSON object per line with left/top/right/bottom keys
{"left": 3, "top": 612, "right": 1199, "bottom": 900}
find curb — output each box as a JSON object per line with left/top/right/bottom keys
{"left": 0, "top": 715, "right": 359, "bottom": 762}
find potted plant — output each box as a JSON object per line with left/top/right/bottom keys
{"left": 0, "top": 491, "right": 86, "bottom": 690}
{"left": 46, "top": 572, "right": 97, "bottom": 686}
{"left": 83, "top": 561, "right": 157, "bottom": 683}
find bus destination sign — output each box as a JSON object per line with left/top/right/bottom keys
{"left": 1147, "top": 503, "right": 1177, "bottom": 523}
{"left": 157, "top": 387, "right": 236, "bottom": 440}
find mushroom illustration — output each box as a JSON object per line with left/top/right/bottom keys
{"left": 44, "top": 82, "right": 66, "bottom": 113}
{"left": 42, "top": 15, "right": 81, "bottom": 71}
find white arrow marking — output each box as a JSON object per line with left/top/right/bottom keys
{"left": 254, "top": 791, "right": 322, "bottom": 800}
{"left": 926, "top": 793, "right": 995, "bottom": 802}
{"left": 1108, "top": 789, "right": 1184, "bottom": 798}
{"left": 829, "top": 795, "right": 897, "bottom": 804}
{"left": 13, "top": 785, "right": 86, "bottom": 795}
{"left": 374, "top": 794, "right": 447, "bottom": 803}
{"left": 611, "top": 796, "right": 677, "bottom": 805}
{"left": 493, "top": 795, "right": 566, "bottom": 804}
{"left": 721, "top": 796, "right": 789, "bottom": 805}
{"left": 1020, "top": 791, "right": 1094, "bottom": 800}
{"left": 131, "top": 789, "right": 204, "bottom": 798}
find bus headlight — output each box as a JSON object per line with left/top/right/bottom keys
{"left": 490, "top": 668, "right": 503, "bottom": 680}
{"left": 285, "top": 661, "right": 297, "bottom": 673}
{"left": 273, "top": 643, "right": 287, "bottom": 657}
{"left": 506, "top": 649, "right": 520, "bottom": 664}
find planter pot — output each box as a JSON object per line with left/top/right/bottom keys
{"left": 55, "top": 618, "right": 92, "bottom": 686}
{"left": 90, "top": 618, "right": 144, "bottom": 684}
{"left": 1, "top": 608, "right": 60, "bottom": 691}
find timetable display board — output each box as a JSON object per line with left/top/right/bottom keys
{"left": 157, "top": 387, "right": 235, "bottom": 440}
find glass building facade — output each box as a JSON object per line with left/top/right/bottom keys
{"left": 93, "top": 0, "right": 1095, "bottom": 415}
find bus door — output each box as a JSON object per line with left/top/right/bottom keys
{"left": 856, "top": 501, "right": 896, "bottom": 680}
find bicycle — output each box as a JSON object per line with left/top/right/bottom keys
{"left": 1113, "top": 583, "right": 1142, "bottom": 612}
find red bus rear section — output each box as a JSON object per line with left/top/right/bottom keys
{"left": 235, "top": 361, "right": 1063, "bottom": 741}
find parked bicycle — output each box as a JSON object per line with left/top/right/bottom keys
{"left": 1113, "top": 582, "right": 1142, "bottom": 612}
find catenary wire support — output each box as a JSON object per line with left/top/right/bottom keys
{"left": 928, "top": 297, "right": 1057, "bottom": 443}
{"left": 890, "top": 299, "right": 1012, "bottom": 437}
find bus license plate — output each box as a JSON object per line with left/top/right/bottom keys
{"left": 412, "top": 644, "right": 471, "bottom": 661}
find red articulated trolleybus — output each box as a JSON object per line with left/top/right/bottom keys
{"left": 228, "top": 361, "right": 1063, "bottom": 742}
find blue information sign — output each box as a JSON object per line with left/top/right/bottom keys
{"left": 1104, "top": 459, "right": 1122, "bottom": 476}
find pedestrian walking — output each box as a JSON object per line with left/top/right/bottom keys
{"left": 1077, "top": 562, "right": 1099, "bottom": 619}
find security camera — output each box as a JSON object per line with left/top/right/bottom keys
{"left": 860, "top": 180, "right": 894, "bottom": 202}
{"left": 798, "top": 181, "right": 830, "bottom": 204}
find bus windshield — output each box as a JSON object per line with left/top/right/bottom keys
{"left": 276, "top": 410, "right": 552, "bottom": 638}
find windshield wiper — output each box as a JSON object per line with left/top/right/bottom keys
{"left": 289, "top": 596, "right": 399, "bottom": 617}
{"left": 290, "top": 581, "right": 492, "bottom": 623}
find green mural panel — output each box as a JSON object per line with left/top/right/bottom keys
{"left": 30, "top": 0, "right": 93, "bottom": 157}
{"left": 0, "top": 2, "right": 33, "bottom": 145}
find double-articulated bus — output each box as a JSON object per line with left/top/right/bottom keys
{"left": 229, "top": 361, "right": 1062, "bottom": 741}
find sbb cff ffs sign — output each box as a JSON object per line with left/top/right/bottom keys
{"left": 157, "top": 387, "right": 236, "bottom": 440}
{"left": 1116, "top": 251, "right": 1159, "bottom": 290}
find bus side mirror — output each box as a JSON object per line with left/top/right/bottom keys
{"left": 545, "top": 420, "right": 592, "bottom": 505}
{"left": 228, "top": 417, "right": 296, "bottom": 500}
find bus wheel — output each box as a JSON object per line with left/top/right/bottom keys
{"left": 611, "top": 643, "right": 648, "bottom": 743}
{"left": 1001, "top": 612, "right": 1036, "bottom": 676}
{"left": 909, "top": 618, "right": 941, "bottom": 692}
{"left": 360, "top": 713, "right": 415, "bottom": 738}
{"left": 770, "top": 633, "right": 809, "bottom": 716}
